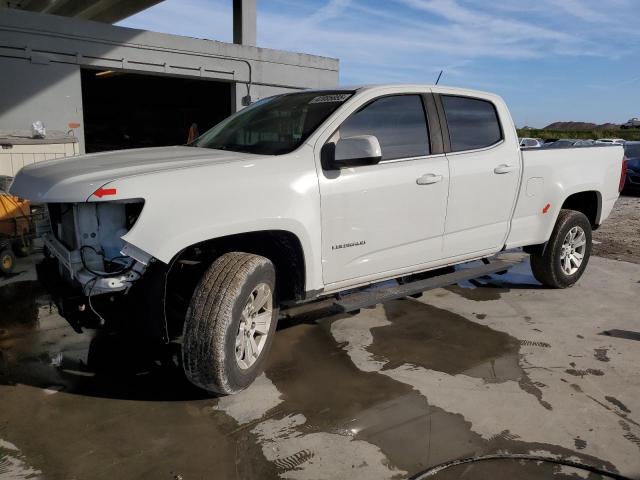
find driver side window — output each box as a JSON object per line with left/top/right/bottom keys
{"left": 338, "top": 95, "right": 430, "bottom": 161}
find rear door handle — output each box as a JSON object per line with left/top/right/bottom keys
{"left": 494, "top": 164, "right": 517, "bottom": 174}
{"left": 416, "top": 173, "right": 443, "bottom": 185}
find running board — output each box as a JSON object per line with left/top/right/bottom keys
{"left": 281, "top": 252, "right": 528, "bottom": 319}
{"left": 335, "top": 252, "right": 528, "bottom": 313}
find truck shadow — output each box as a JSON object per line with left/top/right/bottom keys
{"left": 0, "top": 280, "right": 210, "bottom": 401}
{"left": 621, "top": 191, "right": 640, "bottom": 198}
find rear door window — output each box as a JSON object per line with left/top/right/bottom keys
{"left": 339, "top": 95, "right": 430, "bottom": 161}
{"left": 442, "top": 95, "right": 502, "bottom": 152}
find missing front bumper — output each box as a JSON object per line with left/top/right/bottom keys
{"left": 42, "top": 233, "right": 149, "bottom": 296}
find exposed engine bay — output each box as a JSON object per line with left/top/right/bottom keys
{"left": 44, "top": 200, "right": 150, "bottom": 296}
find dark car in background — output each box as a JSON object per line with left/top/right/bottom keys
{"left": 623, "top": 141, "right": 640, "bottom": 193}
{"left": 543, "top": 139, "right": 580, "bottom": 148}
{"left": 574, "top": 139, "right": 596, "bottom": 146}
{"left": 543, "top": 139, "right": 597, "bottom": 149}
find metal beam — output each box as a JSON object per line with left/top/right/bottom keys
{"left": 74, "top": 0, "right": 164, "bottom": 23}
{"left": 233, "top": 0, "right": 256, "bottom": 46}
{"left": 1, "top": 0, "right": 163, "bottom": 23}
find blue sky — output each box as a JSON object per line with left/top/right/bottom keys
{"left": 118, "top": 0, "right": 640, "bottom": 127}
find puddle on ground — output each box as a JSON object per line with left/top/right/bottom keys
{"left": 565, "top": 368, "right": 604, "bottom": 377}
{"left": 0, "top": 439, "right": 42, "bottom": 480}
{"left": 601, "top": 329, "right": 640, "bottom": 342}
{"left": 372, "top": 297, "right": 555, "bottom": 414}
{"left": 368, "top": 299, "right": 522, "bottom": 382}
{"left": 445, "top": 260, "right": 543, "bottom": 302}
{"left": 262, "top": 299, "right": 616, "bottom": 477}
{"left": 605, "top": 396, "right": 631, "bottom": 413}
{"left": 266, "top": 321, "right": 416, "bottom": 427}
{"left": 263, "top": 319, "right": 494, "bottom": 475}
{"left": 0, "top": 281, "right": 45, "bottom": 328}
{"left": 0, "top": 280, "right": 276, "bottom": 479}
{"left": 0, "top": 276, "right": 624, "bottom": 479}
{"left": 594, "top": 348, "right": 610, "bottom": 362}
{"left": 0, "top": 280, "right": 211, "bottom": 402}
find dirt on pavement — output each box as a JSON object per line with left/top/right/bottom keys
{"left": 593, "top": 194, "right": 640, "bottom": 264}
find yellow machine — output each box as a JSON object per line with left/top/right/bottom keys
{"left": 0, "top": 191, "right": 33, "bottom": 274}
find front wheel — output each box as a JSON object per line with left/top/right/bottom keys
{"left": 530, "top": 209, "right": 592, "bottom": 288}
{"left": 182, "top": 252, "right": 278, "bottom": 395}
{"left": 1, "top": 248, "right": 15, "bottom": 275}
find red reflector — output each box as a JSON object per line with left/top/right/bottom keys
{"left": 620, "top": 156, "right": 628, "bottom": 193}
{"left": 93, "top": 187, "right": 117, "bottom": 198}
{"left": 542, "top": 203, "right": 551, "bottom": 214}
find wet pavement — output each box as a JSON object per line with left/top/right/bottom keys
{"left": 1, "top": 254, "right": 639, "bottom": 479}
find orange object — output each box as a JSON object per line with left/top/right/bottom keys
{"left": 68, "top": 122, "right": 81, "bottom": 129}
{"left": 187, "top": 123, "right": 199, "bottom": 143}
{"left": 0, "top": 192, "right": 31, "bottom": 238}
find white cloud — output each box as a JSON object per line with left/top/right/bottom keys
{"left": 306, "top": 0, "right": 352, "bottom": 24}
{"left": 120, "top": 0, "right": 634, "bottom": 77}
{"left": 545, "top": 0, "right": 605, "bottom": 22}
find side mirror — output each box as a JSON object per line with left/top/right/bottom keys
{"left": 333, "top": 135, "right": 382, "bottom": 167}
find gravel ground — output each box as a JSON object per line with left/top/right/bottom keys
{"left": 593, "top": 194, "right": 640, "bottom": 264}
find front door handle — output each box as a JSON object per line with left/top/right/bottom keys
{"left": 494, "top": 164, "right": 517, "bottom": 174}
{"left": 416, "top": 173, "right": 443, "bottom": 185}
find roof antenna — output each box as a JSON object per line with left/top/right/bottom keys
{"left": 435, "top": 70, "right": 443, "bottom": 85}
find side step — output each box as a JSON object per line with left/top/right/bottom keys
{"left": 335, "top": 252, "right": 527, "bottom": 313}
{"left": 281, "top": 252, "right": 528, "bottom": 319}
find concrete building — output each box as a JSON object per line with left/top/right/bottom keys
{"left": 0, "top": 1, "right": 339, "bottom": 154}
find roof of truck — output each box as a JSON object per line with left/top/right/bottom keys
{"left": 299, "top": 84, "right": 499, "bottom": 101}
{"left": 304, "top": 83, "right": 490, "bottom": 94}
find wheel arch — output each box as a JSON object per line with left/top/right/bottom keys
{"left": 170, "top": 229, "right": 307, "bottom": 304}
{"left": 523, "top": 190, "right": 601, "bottom": 257}
{"left": 560, "top": 190, "right": 602, "bottom": 228}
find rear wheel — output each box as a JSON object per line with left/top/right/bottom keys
{"left": 182, "top": 252, "right": 278, "bottom": 395}
{"left": 530, "top": 209, "right": 592, "bottom": 288}
{"left": 1, "top": 248, "right": 15, "bottom": 275}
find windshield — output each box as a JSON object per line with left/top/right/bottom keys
{"left": 192, "top": 91, "right": 354, "bottom": 155}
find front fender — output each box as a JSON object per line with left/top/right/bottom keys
{"left": 109, "top": 148, "right": 324, "bottom": 291}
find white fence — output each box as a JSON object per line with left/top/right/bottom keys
{"left": 0, "top": 141, "right": 79, "bottom": 177}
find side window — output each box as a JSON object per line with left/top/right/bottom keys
{"left": 441, "top": 95, "right": 502, "bottom": 152}
{"left": 339, "top": 95, "right": 429, "bottom": 161}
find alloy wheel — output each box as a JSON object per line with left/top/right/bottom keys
{"left": 235, "top": 283, "right": 273, "bottom": 370}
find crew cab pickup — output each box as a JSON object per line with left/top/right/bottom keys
{"left": 10, "top": 85, "right": 626, "bottom": 394}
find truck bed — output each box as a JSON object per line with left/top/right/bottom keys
{"left": 506, "top": 144, "right": 624, "bottom": 249}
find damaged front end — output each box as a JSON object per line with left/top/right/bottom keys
{"left": 38, "top": 199, "right": 166, "bottom": 338}
{"left": 44, "top": 200, "right": 149, "bottom": 295}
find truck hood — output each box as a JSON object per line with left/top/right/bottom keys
{"left": 9, "top": 146, "right": 261, "bottom": 202}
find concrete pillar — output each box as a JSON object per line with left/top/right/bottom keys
{"left": 233, "top": 0, "right": 256, "bottom": 46}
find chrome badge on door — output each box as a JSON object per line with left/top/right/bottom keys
{"left": 332, "top": 240, "right": 366, "bottom": 251}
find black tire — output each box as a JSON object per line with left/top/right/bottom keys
{"left": 1, "top": 248, "right": 15, "bottom": 275}
{"left": 530, "top": 209, "right": 592, "bottom": 288}
{"left": 182, "top": 252, "right": 278, "bottom": 395}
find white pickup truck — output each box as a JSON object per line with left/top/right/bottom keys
{"left": 10, "top": 85, "right": 626, "bottom": 394}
